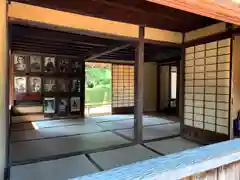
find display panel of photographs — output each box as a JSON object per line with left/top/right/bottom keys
{"left": 14, "top": 54, "right": 27, "bottom": 72}
{"left": 30, "top": 55, "right": 42, "bottom": 73}
{"left": 44, "top": 97, "right": 56, "bottom": 116}
{"left": 58, "top": 59, "right": 69, "bottom": 73}
{"left": 58, "top": 98, "right": 69, "bottom": 116}
{"left": 71, "top": 79, "right": 81, "bottom": 93}
{"left": 14, "top": 76, "right": 27, "bottom": 100}
{"left": 71, "top": 60, "right": 81, "bottom": 73}
{"left": 57, "top": 79, "right": 69, "bottom": 93}
{"left": 44, "top": 78, "right": 56, "bottom": 93}
{"left": 27, "top": 76, "right": 42, "bottom": 100}
{"left": 70, "top": 97, "right": 81, "bottom": 114}
{"left": 44, "top": 56, "right": 56, "bottom": 73}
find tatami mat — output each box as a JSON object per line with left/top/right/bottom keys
{"left": 115, "top": 123, "right": 180, "bottom": 140}
{"left": 144, "top": 137, "right": 201, "bottom": 155}
{"left": 10, "top": 131, "right": 130, "bottom": 163}
{"left": 10, "top": 155, "right": 99, "bottom": 180}
{"left": 90, "top": 145, "right": 160, "bottom": 170}
{"left": 11, "top": 123, "right": 104, "bottom": 142}
{"left": 86, "top": 114, "right": 134, "bottom": 122}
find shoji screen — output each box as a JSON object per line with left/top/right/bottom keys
{"left": 112, "top": 64, "right": 134, "bottom": 113}
{"left": 184, "top": 38, "right": 231, "bottom": 136}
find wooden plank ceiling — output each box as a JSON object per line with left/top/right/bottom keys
{"left": 11, "top": 25, "right": 181, "bottom": 62}
{"left": 12, "top": 0, "right": 218, "bottom": 32}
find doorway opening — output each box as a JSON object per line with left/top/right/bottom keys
{"left": 85, "top": 62, "right": 112, "bottom": 116}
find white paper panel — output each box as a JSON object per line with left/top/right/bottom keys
{"left": 185, "top": 93, "right": 193, "bottom": 99}
{"left": 217, "top": 71, "right": 230, "bottom": 79}
{"left": 194, "top": 73, "right": 204, "bottom": 79}
{"left": 205, "top": 116, "right": 215, "bottom": 124}
{"left": 205, "top": 94, "right": 216, "bottom": 101}
{"left": 194, "top": 114, "right": 203, "bottom": 121}
{"left": 206, "top": 49, "right": 217, "bottom": 57}
{"left": 194, "top": 87, "right": 204, "bottom": 93}
{"left": 195, "top": 58, "right": 204, "bottom": 65}
{"left": 205, "top": 109, "right": 215, "bottom": 116}
{"left": 186, "top": 46, "right": 194, "bottom": 54}
{"left": 185, "top": 73, "right": 194, "bottom": 80}
{"left": 218, "top": 63, "right": 230, "bottom": 71}
{"left": 194, "top": 100, "right": 203, "bottom": 107}
{"left": 185, "top": 66, "right": 194, "bottom": 73}
{"left": 194, "top": 121, "right": 203, "bottom": 129}
{"left": 184, "top": 119, "right": 193, "bottom": 126}
{"left": 206, "top": 41, "right": 217, "bottom": 50}
{"left": 217, "top": 79, "right": 229, "bottom": 86}
{"left": 204, "top": 123, "right": 215, "bottom": 131}
{"left": 194, "top": 94, "right": 204, "bottom": 100}
{"left": 185, "top": 80, "right": 194, "bottom": 86}
{"left": 206, "top": 56, "right": 217, "bottom": 64}
{"left": 194, "top": 107, "right": 203, "bottom": 114}
{"left": 185, "top": 99, "right": 193, "bottom": 106}
{"left": 217, "top": 102, "right": 229, "bottom": 110}
{"left": 206, "top": 72, "right": 216, "bottom": 79}
{"left": 217, "top": 126, "right": 228, "bottom": 135}
{"left": 185, "top": 59, "right": 194, "bottom": 67}
{"left": 186, "top": 53, "right": 194, "bottom": 60}
{"left": 185, "top": 106, "right": 193, "bottom": 113}
{"left": 195, "top": 51, "right": 205, "bottom": 59}
{"left": 195, "top": 44, "right": 205, "bottom": 52}
{"left": 206, "top": 64, "right": 216, "bottom": 71}
{"left": 217, "top": 95, "right": 229, "bottom": 102}
{"left": 205, "top": 87, "right": 216, "bottom": 94}
{"left": 205, "top": 79, "right": 216, "bottom": 86}
{"left": 218, "top": 46, "right": 230, "bottom": 55}
{"left": 195, "top": 65, "right": 204, "bottom": 73}
{"left": 185, "top": 86, "right": 193, "bottom": 93}
{"left": 205, "top": 101, "right": 216, "bottom": 109}
{"left": 217, "top": 110, "right": 229, "bottom": 118}
{"left": 218, "top": 38, "right": 231, "bottom": 47}
{"left": 217, "top": 87, "right": 229, "bottom": 95}
{"left": 184, "top": 113, "right": 193, "bottom": 119}
{"left": 194, "top": 80, "right": 204, "bottom": 86}
{"left": 218, "top": 55, "right": 230, "bottom": 63}
{"left": 217, "top": 117, "right": 228, "bottom": 126}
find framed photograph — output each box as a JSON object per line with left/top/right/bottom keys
{"left": 44, "top": 78, "right": 56, "bottom": 92}
{"left": 58, "top": 79, "right": 69, "bottom": 92}
{"left": 30, "top": 56, "right": 42, "bottom": 72}
{"left": 14, "top": 54, "right": 27, "bottom": 72}
{"left": 71, "top": 79, "right": 81, "bottom": 92}
{"left": 58, "top": 98, "right": 69, "bottom": 115}
{"left": 14, "top": 76, "right": 26, "bottom": 93}
{"left": 58, "top": 59, "right": 69, "bottom": 72}
{"left": 44, "top": 57, "right": 56, "bottom": 72}
{"left": 29, "top": 77, "right": 41, "bottom": 93}
{"left": 71, "top": 60, "right": 81, "bottom": 73}
{"left": 70, "top": 97, "right": 80, "bottom": 112}
{"left": 44, "top": 97, "right": 55, "bottom": 114}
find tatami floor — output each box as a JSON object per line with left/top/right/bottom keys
{"left": 10, "top": 114, "right": 201, "bottom": 180}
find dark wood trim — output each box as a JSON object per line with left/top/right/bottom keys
{"left": 168, "top": 65, "right": 172, "bottom": 109}
{"left": 180, "top": 34, "right": 185, "bottom": 133}
{"left": 143, "top": 39, "right": 182, "bottom": 48}
{"left": 80, "top": 61, "right": 85, "bottom": 117}
{"left": 176, "top": 58, "right": 180, "bottom": 116}
{"left": 156, "top": 64, "right": 160, "bottom": 112}
{"left": 112, "top": 107, "right": 134, "bottom": 114}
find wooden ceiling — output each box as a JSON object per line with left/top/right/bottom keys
{"left": 12, "top": 0, "right": 218, "bottom": 32}
{"left": 10, "top": 25, "right": 181, "bottom": 62}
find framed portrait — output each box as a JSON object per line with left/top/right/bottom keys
{"left": 30, "top": 56, "right": 42, "bottom": 72}
{"left": 71, "top": 79, "right": 81, "bottom": 92}
{"left": 58, "top": 98, "right": 69, "bottom": 115}
{"left": 44, "top": 97, "right": 55, "bottom": 114}
{"left": 29, "top": 77, "right": 41, "bottom": 93}
{"left": 58, "top": 59, "right": 69, "bottom": 72}
{"left": 70, "top": 97, "right": 80, "bottom": 112}
{"left": 44, "top": 78, "right": 56, "bottom": 92}
{"left": 14, "top": 54, "right": 27, "bottom": 72}
{"left": 71, "top": 60, "right": 81, "bottom": 73}
{"left": 14, "top": 76, "right": 26, "bottom": 93}
{"left": 44, "top": 57, "right": 56, "bottom": 72}
{"left": 58, "top": 79, "right": 69, "bottom": 92}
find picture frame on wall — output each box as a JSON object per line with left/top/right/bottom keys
{"left": 70, "top": 97, "right": 80, "bottom": 112}
{"left": 58, "top": 59, "right": 69, "bottom": 73}
{"left": 58, "top": 98, "right": 69, "bottom": 115}
{"left": 14, "top": 54, "right": 27, "bottom": 72}
{"left": 44, "top": 57, "right": 56, "bottom": 72}
{"left": 58, "top": 79, "right": 69, "bottom": 92}
{"left": 71, "top": 79, "right": 81, "bottom": 93}
{"left": 30, "top": 55, "right": 42, "bottom": 72}
{"left": 14, "top": 76, "right": 27, "bottom": 93}
{"left": 29, "top": 77, "right": 41, "bottom": 93}
{"left": 44, "top": 78, "right": 56, "bottom": 92}
{"left": 71, "top": 60, "right": 81, "bottom": 73}
{"left": 44, "top": 97, "right": 55, "bottom": 114}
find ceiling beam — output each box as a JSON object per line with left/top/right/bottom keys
{"left": 85, "top": 44, "right": 132, "bottom": 61}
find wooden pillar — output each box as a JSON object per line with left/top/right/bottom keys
{"left": 134, "top": 25, "right": 144, "bottom": 143}
{"left": 0, "top": 0, "right": 9, "bottom": 179}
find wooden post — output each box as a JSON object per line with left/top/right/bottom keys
{"left": 134, "top": 25, "right": 144, "bottom": 143}
{"left": 0, "top": 0, "right": 9, "bottom": 179}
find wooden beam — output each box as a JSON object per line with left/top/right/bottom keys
{"left": 85, "top": 44, "right": 131, "bottom": 61}
{"left": 134, "top": 25, "right": 144, "bottom": 143}
{"left": 148, "top": 0, "right": 240, "bottom": 25}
